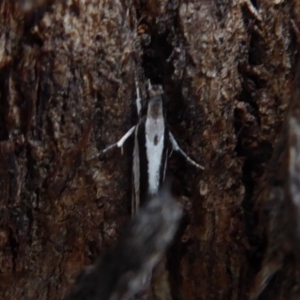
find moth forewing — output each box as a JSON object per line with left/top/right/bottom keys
{"left": 145, "top": 94, "right": 167, "bottom": 196}
{"left": 132, "top": 90, "right": 168, "bottom": 215}
{"left": 132, "top": 127, "right": 140, "bottom": 216}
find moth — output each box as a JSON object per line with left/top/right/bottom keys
{"left": 99, "top": 80, "right": 204, "bottom": 214}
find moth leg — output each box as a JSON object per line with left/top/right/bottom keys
{"left": 89, "top": 126, "right": 136, "bottom": 160}
{"left": 169, "top": 132, "right": 204, "bottom": 170}
{"left": 116, "top": 126, "right": 136, "bottom": 148}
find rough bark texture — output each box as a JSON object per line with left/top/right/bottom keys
{"left": 0, "top": 0, "right": 299, "bottom": 299}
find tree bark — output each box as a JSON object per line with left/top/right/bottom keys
{"left": 0, "top": 0, "right": 299, "bottom": 299}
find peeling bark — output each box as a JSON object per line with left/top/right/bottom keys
{"left": 0, "top": 0, "right": 299, "bottom": 299}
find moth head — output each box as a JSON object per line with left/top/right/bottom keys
{"left": 147, "top": 97, "right": 164, "bottom": 119}
{"left": 147, "top": 84, "right": 164, "bottom": 119}
{"left": 147, "top": 84, "right": 163, "bottom": 99}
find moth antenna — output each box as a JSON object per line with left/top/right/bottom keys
{"left": 242, "top": 0, "right": 262, "bottom": 22}
{"left": 135, "top": 75, "right": 142, "bottom": 116}
{"left": 147, "top": 79, "right": 152, "bottom": 91}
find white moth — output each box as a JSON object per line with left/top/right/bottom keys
{"left": 99, "top": 80, "right": 204, "bottom": 215}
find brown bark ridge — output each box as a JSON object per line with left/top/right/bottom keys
{"left": 0, "top": 0, "right": 299, "bottom": 299}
